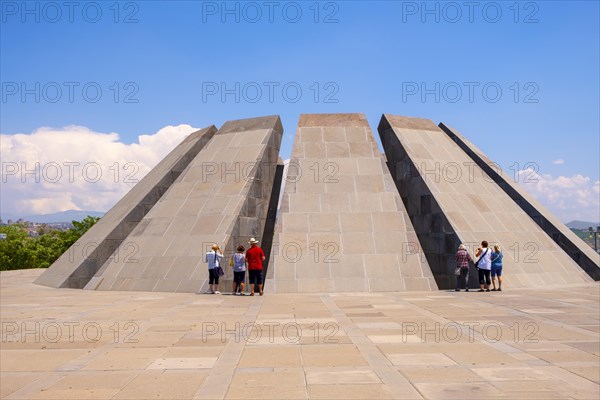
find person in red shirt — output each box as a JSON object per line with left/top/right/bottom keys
{"left": 245, "top": 237, "right": 265, "bottom": 296}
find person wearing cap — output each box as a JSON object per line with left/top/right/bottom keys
{"left": 245, "top": 238, "right": 265, "bottom": 296}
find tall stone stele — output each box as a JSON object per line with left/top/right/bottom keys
{"left": 266, "top": 113, "right": 437, "bottom": 292}
{"left": 35, "top": 126, "right": 217, "bottom": 289}
{"left": 37, "top": 116, "right": 283, "bottom": 293}
{"left": 378, "top": 114, "right": 596, "bottom": 289}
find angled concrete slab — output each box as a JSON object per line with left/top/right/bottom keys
{"left": 378, "top": 114, "right": 593, "bottom": 289}
{"left": 35, "top": 126, "right": 217, "bottom": 289}
{"left": 92, "top": 116, "right": 283, "bottom": 293}
{"left": 268, "top": 113, "right": 437, "bottom": 292}
{"left": 439, "top": 122, "right": 599, "bottom": 280}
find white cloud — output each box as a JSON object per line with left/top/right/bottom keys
{"left": 552, "top": 159, "right": 565, "bottom": 165}
{"left": 1, "top": 124, "right": 198, "bottom": 216}
{"left": 517, "top": 168, "right": 600, "bottom": 223}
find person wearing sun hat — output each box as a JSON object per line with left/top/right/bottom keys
{"left": 245, "top": 237, "right": 265, "bottom": 296}
{"left": 205, "top": 243, "right": 223, "bottom": 294}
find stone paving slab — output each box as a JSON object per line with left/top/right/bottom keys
{"left": 1, "top": 269, "right": 599, "bottom": 399}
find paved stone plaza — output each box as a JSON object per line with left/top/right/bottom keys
{"left": 2, "top": 269, "right": 598, "bottom": 399}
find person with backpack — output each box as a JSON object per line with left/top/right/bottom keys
{"left": 205, "top": 243, "right": 223, "bottom": 294}
{"left": 475, "top": 240, "right": 492, "bottom": 292}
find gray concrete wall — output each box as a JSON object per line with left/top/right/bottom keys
{"left": 35, "top": 126, "right": 217, "bottom": 289}
{"left": 439, "top": 123, "right": 599, "bottom": 280}
{"left": 92, "top": 116, "right": 283, "bottom": 293}
{"left": 378, "top": 114, "right": 593, "bottom": 289}
{"left": 267, "top": 113, "right": 437, "bottom": 292}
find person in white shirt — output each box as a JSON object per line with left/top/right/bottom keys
{"left": 475, "top": 240, "right": 492, "bottom": 292}
{"left": 205, "top": 243, "right": 223, "bottom": 294}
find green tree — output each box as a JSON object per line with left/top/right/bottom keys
{"left": 0, "top": 224, "right": 32, "bottom": 270}
{"left": 71, "top": 216, "right": 100, "bottom": 236}
{"left": 0, "top": 215, "right": 101, "bottom": 271}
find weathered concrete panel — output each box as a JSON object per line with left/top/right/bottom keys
{"left": 268, "top": 113, "right": 436, "bottom": 293}
{"left": 95, "top": 116, "right": 283, "bottom": 293}
{"left": 439, "top": 123, "right": 599, "bottom": 280}
{"left": 35, "top": 126, "right": 217, "bottom": 289}
{"left": 378, "top": 114, "right": 593, "bottom": 289}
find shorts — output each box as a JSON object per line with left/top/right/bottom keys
{"left": 234, "top": 270, "right": 246, "bottom": 284}
{"left": 491, "top": 267, "right": 502, "bottom": 277}
{"left": 248, "top": 269, "right": 263, "bottom": 285}
{"left": 208, "top": 268, "right": 219, "bottom": 285}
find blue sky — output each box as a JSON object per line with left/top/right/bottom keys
{"left": 1, "top": 1, "right": 599, "bottom": 222}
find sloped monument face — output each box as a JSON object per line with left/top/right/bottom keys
{"left": 439, "top": 123, "right": 599, "bottom": 280}
{"left": 89, "top": 116, "right": 283, "bottom": 292}
{"left": 378, "top": 114, "right": 594, "bottom": 289}
{"left": 35, "top": 126, "right": 217, "bottom": 289}
{"left": 53, "top": 116, "right": 282, "bottom": 293}
{"left": 267, "top": 113, "right": 437, "bottom": 292}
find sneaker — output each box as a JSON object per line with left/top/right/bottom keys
{"left": 478, "top": 289, "right": 484, "bottom": 292}
{"left": 214, "top": 291, "right": 221, "bottom": 294}
{"left": 485, "top": 289, "right": 490, "bottom": 292}
{"left": 497, "top": 288, "right": 502, "bottom": 291}
{"left": 465, "top": 288, "right": 469, "bottom": 292}
{"left": 491, "top": 288, "right": 497, "bottom": 291}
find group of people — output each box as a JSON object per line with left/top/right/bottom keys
{"left": 455, "top": 240, "right": 503, "bottom": 292}
{"left": 204, "top": 237, "right": 266, "bottom": 296}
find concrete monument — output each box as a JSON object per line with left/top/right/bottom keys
{"left": 267, "top": 113, "right": 437, "bottom": 292}
{"left": 378, "top": 114, "right": 595, "bottom": 289}
{"left": 37, "top": 113, "right": 597, "bottom": 293}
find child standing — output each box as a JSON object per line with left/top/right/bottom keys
{"left": 231, "top": 245, "right": 247, "bottom": 295}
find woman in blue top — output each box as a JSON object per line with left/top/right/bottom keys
{"left": 490, "top": 244, "right": 503, "bottom": 291}
{"left": 231, "top": 245, "right": 247, "bottom": 295}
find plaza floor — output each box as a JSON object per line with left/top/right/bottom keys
{"left": 1, "top": 269, "right": 599, "bottom": 399}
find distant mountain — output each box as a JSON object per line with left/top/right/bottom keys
{"left": 2, "top": 210, "right": 105, "bottom": 223}
{"left": 566, "top": 220, "right": 600, "bottom": 230}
